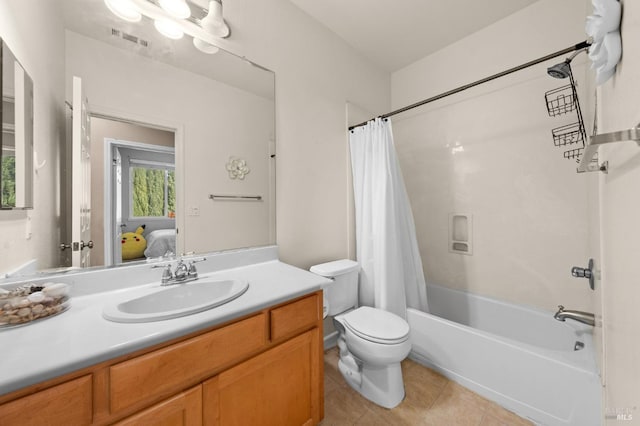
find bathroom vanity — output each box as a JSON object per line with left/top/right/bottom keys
{"left": 0, "top": 248, "right": 327, "bottom": 425}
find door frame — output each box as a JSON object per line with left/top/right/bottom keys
{"left": 92, "top": 105, "right": 183, "bottom": 266}
{"left": 104, "top": 139, "right": 175, "bottom": 265}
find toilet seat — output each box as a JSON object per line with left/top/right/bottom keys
{"left": 342, "top": 306, "right": 410, "bottom": 345}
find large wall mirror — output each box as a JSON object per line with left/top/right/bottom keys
{"left": 3, "top": 0, "right": 275, "bottom": 276}
{"left": 1, "top": 39, "right": 34, "bottom": 210}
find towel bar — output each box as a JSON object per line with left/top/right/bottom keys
{"left": 208, "top": 194, "right": 263, "bottom": 201}
{"left": 578, "top": 123, "right": 640, "bottom": 173}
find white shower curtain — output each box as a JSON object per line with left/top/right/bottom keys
{"left": 349, "top": 118, "right": 428, "bottom": 318}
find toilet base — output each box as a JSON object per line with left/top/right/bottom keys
{"left": 339, "top": 359, "right": 406, "bottom": 409}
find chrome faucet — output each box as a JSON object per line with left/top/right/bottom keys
{"left": 187, "top": 260, "right": 199, "bottom": 279}
{"left": 156, "top": 264, "right": 173, "bottom": 285}
{"left": 554, "top": 305, "right": 595, "bottom": 326}
{"left": 174, "top": 260, "right": 189, "bottom": 281}
{"left": 571, "top": 258, "right": 595, "bottom": 290}
{"left": 152, "top": 257, "right": 206, "bottom": 286}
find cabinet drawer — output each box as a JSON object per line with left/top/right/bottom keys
{"left": 0, "top": 375, "right": 92, "bottom": 426}
{"left": 114, "top": 385, "right": 202, "bottom": 426}
{"left": 110, "top": 313, "right": 266, "bottom": 413}
{"left": 270, "top": 293, "right": 320, "bottom": 341}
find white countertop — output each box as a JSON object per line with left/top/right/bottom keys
{"left": 0, "top": 258, "right": 329, "bottom": 396}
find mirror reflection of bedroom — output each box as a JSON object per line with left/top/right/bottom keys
{"left": 91, "top": 117, "right": 176, "bottom": 267}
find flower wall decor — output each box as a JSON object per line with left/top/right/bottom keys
{"left": 225, "top": 156, "right": 250, "bottom": 180}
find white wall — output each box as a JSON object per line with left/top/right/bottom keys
{"left": 0, "top": 1, "right": 66, "bottom": 274}
{"left": 595, "top": 0, "right": 640, "bottom": 423}
{"left": 390, "top": 0, "right": 595, "bottom": 313}
{"left": 215, "top": 0, "right": 391, "bottom": 268}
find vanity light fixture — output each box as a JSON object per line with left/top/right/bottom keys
{"left": 158, "top": 0, "right": 191, "bottom": 19}
{"left": 106, "top": 0, "right": 230, "bottom": 51}
{"left": 154, "top": 18, "right": 184, "bottom": 39}
{"left": 199, "top": 0, "right": 230, "bottom": 38}
{"left": 104, "top": 0, "right": 142, "bottom": 23}
{"left": 193, "top": 38, "right": 220, "bottom": 54}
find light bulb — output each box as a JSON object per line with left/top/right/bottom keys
{"left": 159, "top": 0, "right": 191, "bottom": 19}
{"left": 193, "top": 38, "right": 220, "bottom": 54}
{"left": 200, "top": 0, "right": 230, "bottom": 38}
{"left": 104, "top": 0, "right": 142, "bottom": 23}
{"left": 154, "top": 18, "right": 184, "bottom": 40}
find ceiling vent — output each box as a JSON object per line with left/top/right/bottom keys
{"left": 111, "top": 28, "right": 149, "bottom": 48}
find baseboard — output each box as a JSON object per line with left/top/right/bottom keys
{"left": 323, "top": 331, "right": 338, "bottom": 351}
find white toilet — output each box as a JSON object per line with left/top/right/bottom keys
{"left": 310, "top": 259, "right": 411, "bottom": 409}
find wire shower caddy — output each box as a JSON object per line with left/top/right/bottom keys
{"left": 545, "top": 85, "right": 576, "bottom": 117}
{"left": 544, "top": 65, "right": 587, "bottom": 163}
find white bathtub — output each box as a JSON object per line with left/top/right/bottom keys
{"left": 408, "top": 284, "right": 601, "bottom": 426}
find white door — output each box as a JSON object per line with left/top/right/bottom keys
{"left": 113, "top": 147, "right": 123, "bottom": 264}
{"left": 71, "top": 76, "right": 92, "bottom": 268}
{"left": 60, "top": 104, "right": 73, "bottom": 267}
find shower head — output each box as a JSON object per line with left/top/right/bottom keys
{"left": 547, "top": 44, "right": 590, "bottom": 79}
{"left": 547, "top": 60, "right": 572, "bottom": 79}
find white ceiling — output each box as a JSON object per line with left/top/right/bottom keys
{"left": 288, "top": 0, "right": 541, "bottom": 72}
{"left": 59, "top": 0, "right": 541, "bottom": 89}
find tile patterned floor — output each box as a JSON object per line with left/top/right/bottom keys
{"left": 321, "top": 348, "right": 533, "bottom": 426}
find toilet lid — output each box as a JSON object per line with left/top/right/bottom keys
{"left": 343, "top": 306, "right": 410, "bottom": 344}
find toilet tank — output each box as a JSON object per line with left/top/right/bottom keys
{"left": 310, "top": 259, "right": 359, "bottom": 316}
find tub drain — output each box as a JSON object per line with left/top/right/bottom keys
{"left": 574, "top": 341, "right": 585, "bottom": 351}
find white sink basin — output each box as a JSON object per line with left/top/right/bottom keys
{"left": 103, "top": 279, "right": 249, "bottom": 323}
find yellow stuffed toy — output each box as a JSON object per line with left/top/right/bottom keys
{"left": 121, "top": 225, "right": 147, "bottom": 260}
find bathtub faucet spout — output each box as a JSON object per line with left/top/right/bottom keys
{"left": 554, "top": 305, "right": 595, "bottom": 326}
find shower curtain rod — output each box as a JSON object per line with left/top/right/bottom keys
{"left": 349, "top": 40, "right": 591, "bottom": 131}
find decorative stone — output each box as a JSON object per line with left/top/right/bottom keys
{"left": 27, "top": 292, "right": 45, "bottom": 303}
{"left": 43, "top": 283, "right": 69, "bottom": 298}
{"left": 11, "top": 299, "right": 26, "bottom": 308}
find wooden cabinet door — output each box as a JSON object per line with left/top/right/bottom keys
{"left": 115, "top": 385, "right": 202, "bottom": 426}
{"left": 203, "top": 329, "right": 321, "bottom": 426}
{"left": 0, "top": 375, "right": 92, "bottom": 426}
